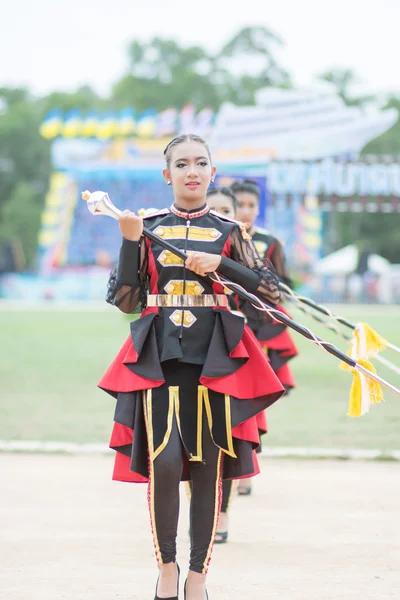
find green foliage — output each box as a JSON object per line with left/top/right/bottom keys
{"left": 317, "top": 68, "right": 377, "bottom": 108}
{"left": 0, "top": 89, "right": 50, "bottom": 205}
{"left": 0, "top": 89, "right": 50, "bottom": 268}
{"left": 0, "top": 181, "right": 43, "bottom": 268}
{"left": 112, "top": 36, "right": 221, "bottom": 110}
{"left": 217, "top": 26, "right": 291, "bottom": 89}
{"left": 362, "top": 97, "right": 400, "bottom": 155}
{"left": 315, "top": 72, "right": 400, "bottom": 259}
{"left": 331, "top": 211, "right": 400, "bottom": 263}
{"left": 112, "top": 27, "right": 292, "bottom": 111}
{"left": 37, "top": 85, "right": 106, "bottom": 117}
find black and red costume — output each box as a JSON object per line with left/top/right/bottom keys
{"left": 99, "top": 203, "right": 285, "bottom": 573}
{"left": 215, "top": 228, "right": 298, "bottom": 514}
{"left": 242, "top": 227, "right": 298, "bottom": 391}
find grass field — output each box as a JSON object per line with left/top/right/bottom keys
{"left": 1, "top": 303, "right": 399, "bottom": 449}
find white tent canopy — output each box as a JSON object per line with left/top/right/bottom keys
{"left": 314, "top": 245, "right": 391, "bottom": 275}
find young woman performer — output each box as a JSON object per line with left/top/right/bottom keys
{"left": 205, "top": 186, "right": 266, "bottom": 542}
{"left": 99, "top": 136, "right": 285, "bottom": 600}
{"left": 232, "top": 179, "right": 298, "bottom": 495}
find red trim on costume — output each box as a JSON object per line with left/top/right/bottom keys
{"left": 170, "top": 204, "right": 209, "bottom": 219}
{"left": 112, "top": 451, "right": 147, "bottom": 483}
{"left": 110, "top": 415, "right": 265, "bottom": 483}
{"left": 275, "top": 363, "right": 296, "bottom": 389}
{"left": 229, "top": 339, "right": 249, "bottom": 359}
{"left": 212, "top": 235, "right": 231, "bottom": 295}
{"left": 256, "top": 410, "right": 268, "bottom": 435}
{"left": 221, "top": 235, "right": 231, "bottom": 259}
{"left": 260, "top": 328, "right": 298, "bottom": 357}
{"left": 110, "top": 422, "right": 133, "bottom": 447}
{"left": 98, "top": 334, "right": 164, "bottom": 393}
{"left": 200, "top": 326, "right": 284, "bottom": 399}
{"left": 146, "top": 238, "right": 159, "bottom": 294}
{"left": 265, "top": 241, "right": 275, "bottom": 262}
{"left": 260, "top": 304, "right": 299, "bottom": 358}
{"left": 235, "top": 450, "right": 260, "bottom": 480}
{"left": 232, "top": 419, "right": 259, "bottom": 446}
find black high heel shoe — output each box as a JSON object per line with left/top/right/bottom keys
{"left": 154, "top": 563, "right": 180, "bottom": 600}
{"left": 184, "top": 579, "right": 208, "bottom": 599}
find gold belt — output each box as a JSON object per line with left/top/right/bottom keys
{"left": 147, "top": 294, "right": 228, "bottom": 308}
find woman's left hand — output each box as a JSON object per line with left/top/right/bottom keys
{"left": 185, "top": 252, "right": 221, "bottom": 277}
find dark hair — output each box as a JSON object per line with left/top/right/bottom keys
{"left": 207, "top": 186, "right": 238, "bottom": 211}
{"left": 231, "top": 179, "right": 260, "bottom": 201}
{"left": 163, "top": 134, "right": 212, "bottom": 167}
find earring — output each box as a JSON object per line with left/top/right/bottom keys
{"left": 211, "top": 178, "right": 215, "bottom": 184}
{"left": 167, "top": 180, "right": 171, "bottom": 186}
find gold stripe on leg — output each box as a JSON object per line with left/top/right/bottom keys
{"left": 142, "top": 389, "right": 163, "bottom": 564}
{"left": 224, "top": 394, "right": 237, "bottom": 458}
{"left": 202, "top": 449, "right": 223, "bottom": 574}
{"left": 187, "top": 386, "right": 204, "bottom": 461}
{"left": 202, "top": 387, "right": 237, "bottom": 459}
{"left": 171, "top": 385, "right": 181, "bottom": 436}
{"left": 152, "top": 386, "right": 175, "bottom": 460}
{"left": 202, "top": 386, "right": 213, "bottom": 431}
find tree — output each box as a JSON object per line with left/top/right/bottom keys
{"left": 112, "top": 27, "right": 292, "bottom": 110}
{"left": 0, "top": 88, "right": 51, "bottom": 270}
{"left": 0, "top": 88, "right": 50, "bottom": 210}
{"left": 362, "top": 96, "right": 400, "bottom": 155}
{"left": 38, "top": 85, "right": 105, "bottom": 117}
{"left": 317, "top": 68, "right": 375, "bottom": 107}
{"left": 332, "top": 211, "right": 400, "bottom": 264}
{"left": 216, "top": 25, "right": 291, "bottom": 100}
{"left": 113, "top": 37, "right": 221, "bottom": 110}
{"left": 0, "top": 181, "right": 43, "bottom": 268}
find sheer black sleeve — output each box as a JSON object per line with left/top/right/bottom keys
{"left": 106, "top": 238, "right": 148, "bottom": 314}
{"left": 269, "top": 239, "right": 293, "bottom": 288}
{"left": 218, "top": 225, "right": 281, "bottom": 307}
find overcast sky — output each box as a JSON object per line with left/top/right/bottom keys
{"left": 1, "top": 0, "right": 399, "bottom": 97}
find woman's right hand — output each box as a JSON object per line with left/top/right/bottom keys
{"left": 119, "top": 210, "right": 143, "bottom": 241}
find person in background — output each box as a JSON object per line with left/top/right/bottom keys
{"left": 231, "top": 179, "right": 298, "bottom": 496}
{"left": 205, "top": 185, "right": 267, "bottom": 543}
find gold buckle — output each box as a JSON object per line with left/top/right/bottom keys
{"left": 147, "top": 294, "right": 228, "bottom": 308}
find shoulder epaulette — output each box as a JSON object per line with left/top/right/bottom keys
{"left": 209, "top": 209, "right": 239, "bottom": 225}
{"left": 209, "top": 210, "right": 251, "bottom": 241}
{"left": 138, "top": 207, "right": 170, "bottom": 219}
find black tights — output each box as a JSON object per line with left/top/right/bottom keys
{"left": 190, "top": 480, "right": 233, "bottom": 514}
{"left": 150, "top": 415, "right": 222, "bottom": 574}
{"left": 220, "top": 480, "right": 234, "bottom": 513}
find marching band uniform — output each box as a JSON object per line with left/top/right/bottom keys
{"left": 99, "top": 203, "right": 285, "bottom": 573}
{"left": 244, "top": 228, "right": 298, "bottom": 391}
{"left": 217, "top": 228, "right": 298, "bottom": 509}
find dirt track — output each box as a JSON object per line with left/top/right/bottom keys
{"left": 1, "top": 455, "right": 399, "bottom": 599}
